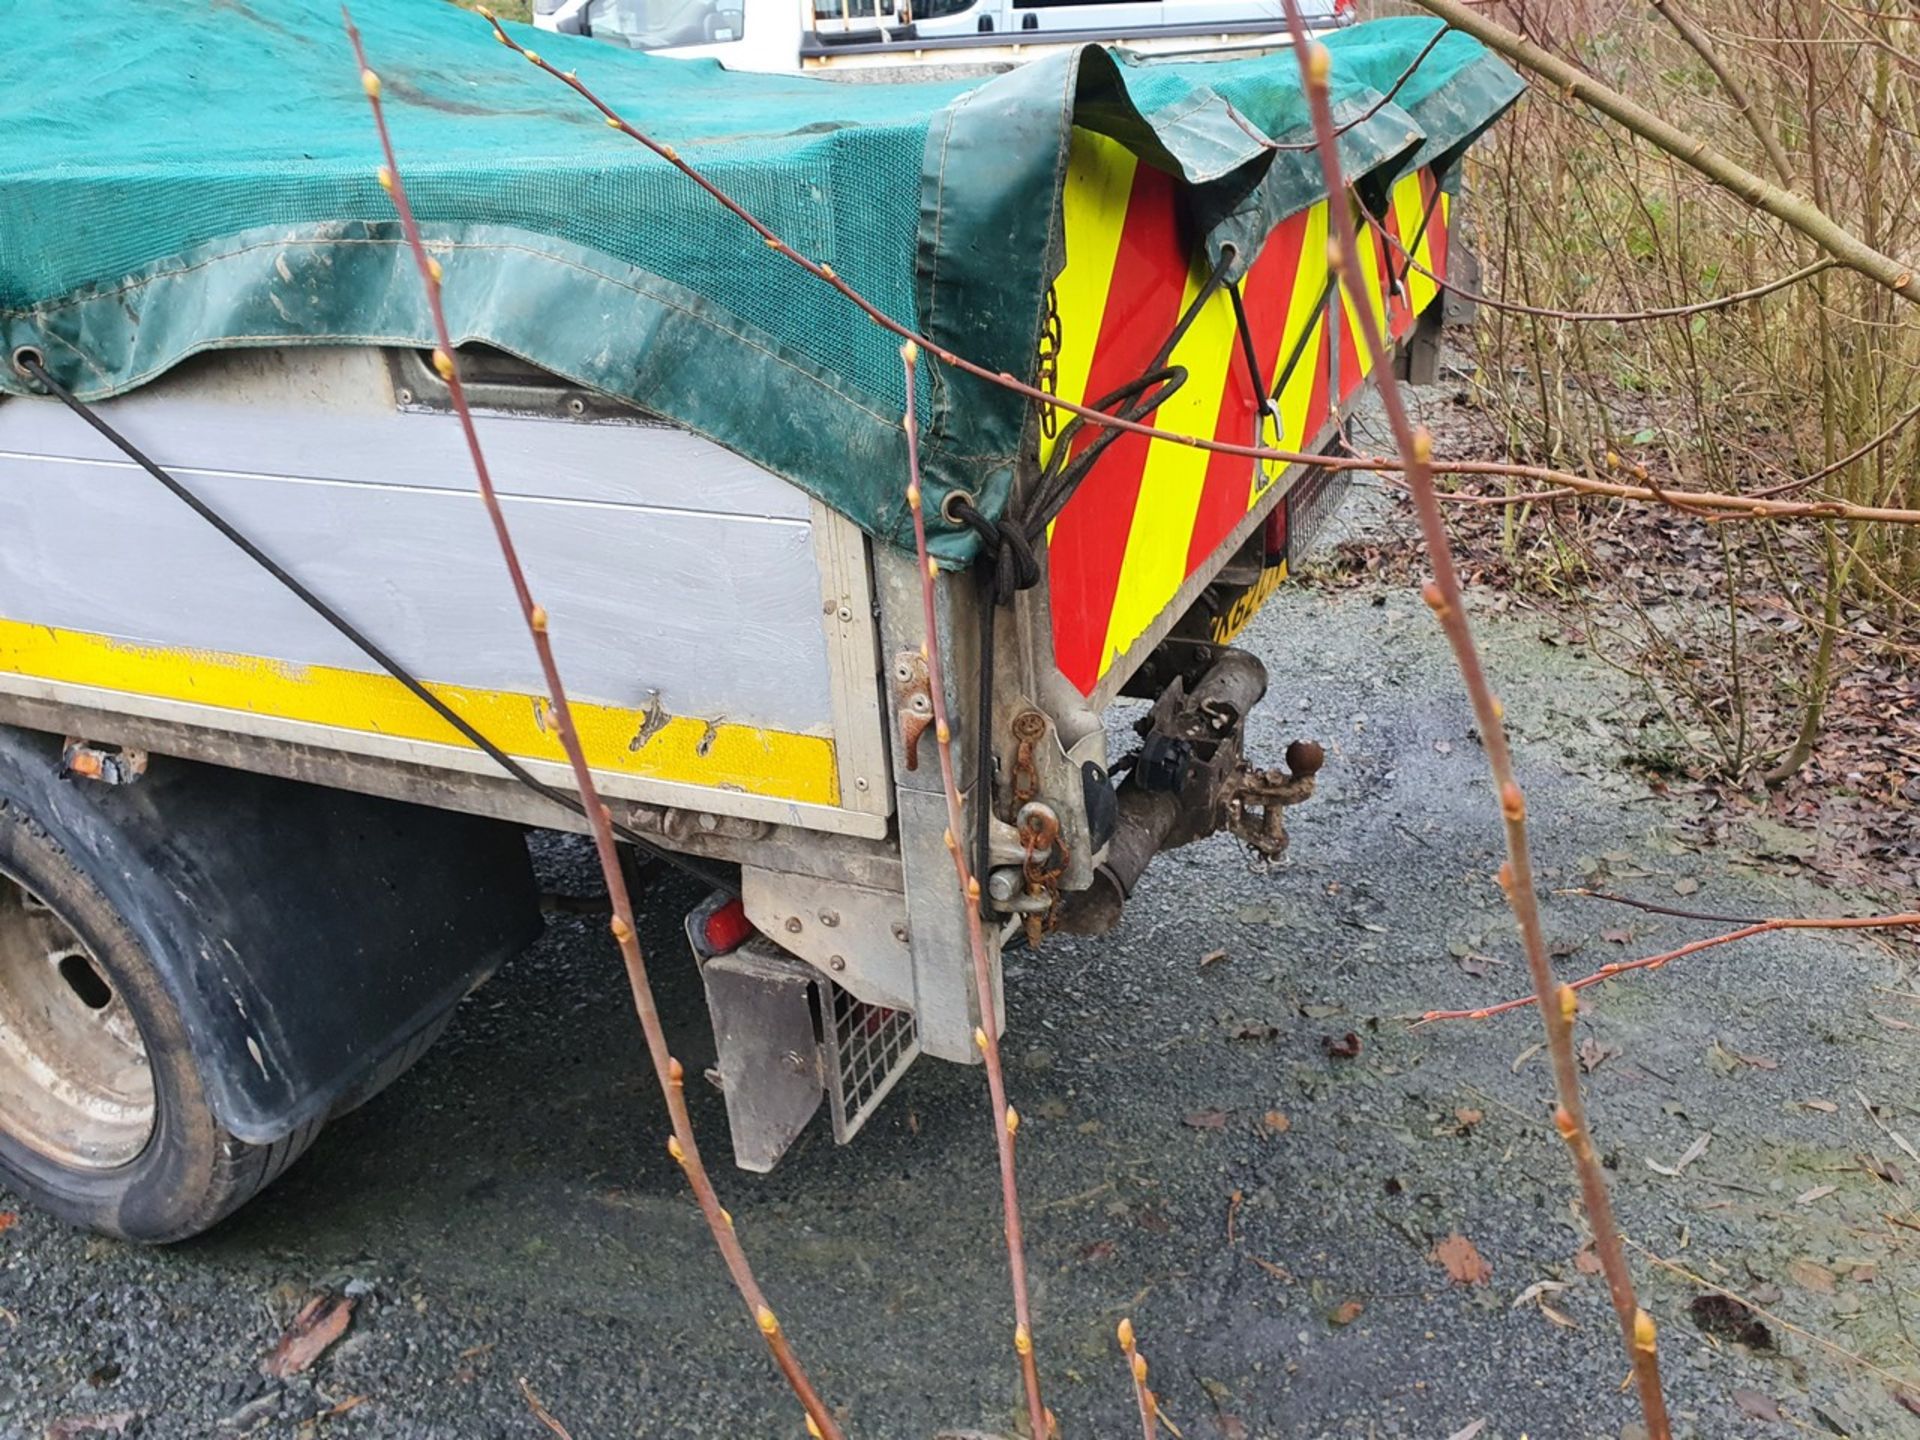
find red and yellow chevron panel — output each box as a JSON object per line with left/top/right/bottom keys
{"left": 1043, "top": 130, "right": 1451, "bottom": 696}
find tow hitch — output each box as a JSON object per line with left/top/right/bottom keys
{"left": 1059, "top": 644, "right": 1323, "bottom": 935}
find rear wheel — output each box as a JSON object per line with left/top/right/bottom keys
{"left": 0, "top": 810, "right": 319, "bottom": 1242}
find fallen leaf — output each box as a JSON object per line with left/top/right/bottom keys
{"left": 1226, "top": 1019, "right": 1280, "bottom": 1042}
{"left": 1212, "top": 1414, "right": 1249, "bottom": 1440}
{"left": 1198, "top": 948, "right": 1228, "bottom": 968}
{"left": 1079, "top": 1239, "right": 1117, "bottom": 1265}
{"left": 322, "top": 1397, "right": 370, "bottom": 1420}
{"left": 1511, "top": 1042, "right": 1543, "bottom": 1073}
{"left": 1454, "top": 1108, "right": 1484, "bottom": 1130}
{"left": 1259, "top": 1110, "right": 1291, "bottom": 1136}
{"left": 1601, "top": 928, "right": 1632, "bottom": 945}
{"left": 1647, "top": 1131, "right": 1712, "bottom": 1177}
{"left": 1329, "top": 1299, "right": 1364, "bottom": 1327}
{"left": 261, "top": 1291, "right": 355, "bottom": 1378}
{"left": 1673, "top": 877, "right": 1701, "bottom": 896}
{"left": 1795, "top": 1185, "right": 1839, "bottom": 1206}
{"left": 1432, "top": 1233, "right": 1491, "bottom": 1286}
{"left": 1689, "top": 1294, "right": 1773, "bottom": 1350}
{"left": 1511, "top": 1278, "right": 1568, "bottom": 1308}
{"left": 1800, "top": 1098, "right": 1839, "bottom": 1113}
{"left": 1322, "top": 1032, "right": 1363, "bottom": 1060}
{"left": 1573, "top": 1243, "right": 1603, "bottom": 1276}
{"left": 1183, "top": 1110, "right": 1229, "bottom": 1131}
{"left": 1578, "top": 1036, "right": 1620, "bottom": 1074}
{"left": 1862, "top": 1154, "right": 1907, "bottom": 1185}
{"left": 1539, "top": 1303, "right": 1578, "bottom": 1329}
{"left": 1893, "top": 1389, "right": 1920, "bottom": 1418}
{"left": 1732, "top": 1388, "right": 1783, "bottom": 1423}
{"left": 1446, "top": 1422, "right": 1488, "bottom": 1440}
{"left": 0, "top": 1213, "right": 15, "bottom": 1235}
{"left": 1788, "top": 1259, "right": 1836, "bottom": 1294}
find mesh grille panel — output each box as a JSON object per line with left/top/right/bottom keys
{"left": 821, "top": 982, "right": 917, "bottom": 1143}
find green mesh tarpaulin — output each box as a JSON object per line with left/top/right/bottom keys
{"left": 0, "top": 2, "right": 1519, "bottom": 562}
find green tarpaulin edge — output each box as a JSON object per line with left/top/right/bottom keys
{"left": 0, "top": 10, "right": 1519, "bottom": 566}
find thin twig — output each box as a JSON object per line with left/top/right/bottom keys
{"left": 1275, "top": 4, "right": 1673, "bottom": 1432}
{"left": 1420, "top": 912, "right": 1920, "bottom": 1022}
{"left": 1565, "top": 887, "right": 1766, "bottom": 925}
{"left": 1116, "top": 1320, "right": 1159, "bottom": 1440}
{"left": 517, "top": 1379, "right": 576, "bottom": 1440}
{"left": 344, "top": 14, "right": 843, "bottom": 1438}
{"left": 900, "top": 343, "right": 1050, "bottom": 1440}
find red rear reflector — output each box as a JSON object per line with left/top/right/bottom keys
{"left": 703, "top": 897, "right": 755, "bottom": 955}
{"left": 1262, "top": 501, "right": 1290, "bottom": 566}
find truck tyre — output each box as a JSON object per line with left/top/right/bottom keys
{"left": 0, "top": 802, "right": 326, "bottom": 1242}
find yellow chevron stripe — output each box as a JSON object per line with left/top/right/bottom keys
{"left": 1394, "top": 172, "right": 1438, "bottom": 313}
{"left": 1040, "top": 127, "right": 1138, "bottom": 471}
{"left": 1339, "top": 196, "right": 1389, "bottom": 380}
{"left": 1098, "top": 251, "right": 1243, "bottom": 672}
{"left": 0, "top": 617, "right": 839, "bottom": 805}
{"left": 1259, "top": 200, "right": 1330, "bottom": 493}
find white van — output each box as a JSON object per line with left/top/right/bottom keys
{"left": 534, "top": 0, "right": 1351, "bottom": 73}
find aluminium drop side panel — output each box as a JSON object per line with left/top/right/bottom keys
{"left": 0, "top": 347, "right": 892, "bottom": 839}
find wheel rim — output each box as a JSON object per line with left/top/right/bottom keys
{"left": 0, "top": 867, "right": 156, "bottom": 1169}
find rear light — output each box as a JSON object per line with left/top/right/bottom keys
{"left": 1261, "top": 499, "right": 1290, "bottom": 567}
{"left": 701, "top": 896, "right": 755, "bottom": 955}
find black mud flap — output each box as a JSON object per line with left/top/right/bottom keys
{"left": 0, "top": 726, "right": 541, "bottom": 1144}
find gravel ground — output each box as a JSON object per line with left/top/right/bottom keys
{"left": 4, "top": 517, "right": 1918, "bottom": 1440}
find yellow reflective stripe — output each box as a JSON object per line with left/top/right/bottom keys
{"left": 1339, "top": 197, "right": 1388, "bottom": 379}
{"left": 1262, "top": 200, "right": 1330, "bottom": 489}
{"left": 1394, "top": 173, "right": 1438, "bottom": 313}
{"left": 1098, "top": 255, "right": 1241, "bottom": 672}
{"left": 0, "top": 617, "right": 839, "bottom": 805}
{"left": 1040, "top": 127, "right": 1138, "bottom": 471}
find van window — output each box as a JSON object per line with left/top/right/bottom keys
{"left": 584, "top": 0, "right": 745, "bottom": 47}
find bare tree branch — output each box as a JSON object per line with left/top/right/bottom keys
{"left": 1408, "top": 0, "right": 1920, "bottom": 305}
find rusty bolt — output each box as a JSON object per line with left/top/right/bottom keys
{"left": 1011, "top": 710, "right": 1047, "bottom": 742}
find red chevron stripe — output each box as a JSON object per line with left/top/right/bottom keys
{"left": 1047, "top": 162, "right": 1191, "bottom": 695}
{"left": 1183, "top": 208, "right": 1311, "bottom": 574}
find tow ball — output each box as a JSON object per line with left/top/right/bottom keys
{"left": 1059, "top": 645, "right": 1323, "bottom": 935}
